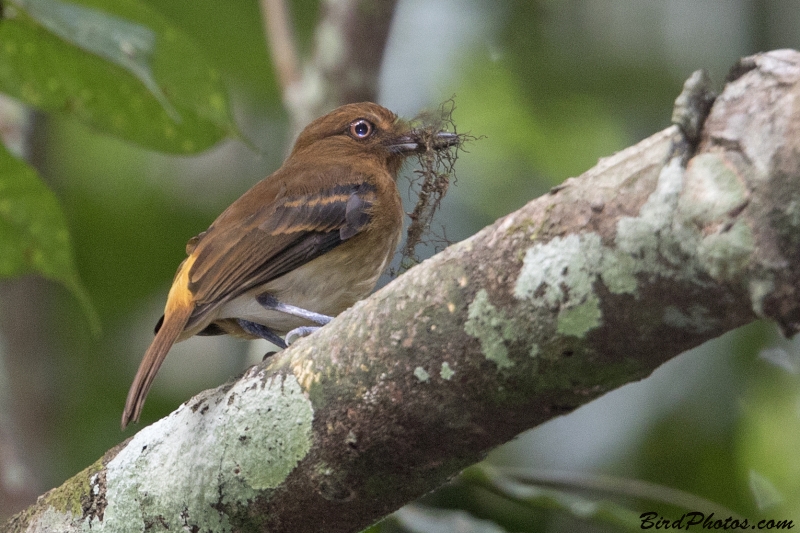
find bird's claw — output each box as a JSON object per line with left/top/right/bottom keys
{"left": 285, "top": 326, "right": 321, "bottom": 345}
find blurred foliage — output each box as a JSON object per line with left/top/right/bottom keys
{"left": 454, "top": 58, "right": 630, "bottom": 220}
{"left": 1, "top": 0, "right": 800, "bottom": 530}
{"left": 737, "top": 331, "right": 800, "bottom": 520}
{"left": 0, "top": 143, "right": 96, "bottom": 329}
{"left": 1, "top": 0, "right": 236, "bottom": 152}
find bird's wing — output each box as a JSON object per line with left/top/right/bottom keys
{"left": 184, "top": 166, "right": 377, "bottom": 327}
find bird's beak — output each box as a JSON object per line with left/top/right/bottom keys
{"left": 387, "top": 130, "right": 460, "bottom": 154}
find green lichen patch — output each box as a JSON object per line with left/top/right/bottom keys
{"left": 557, "top": 295, "right": 603, "bottom": 337}
{"left": 677, "top": 153, "right": 755, "bottom": 282}
{"left": 514, "top": 233, "right": 611, "bottom": 338}
{"left": 514, "top": 149, "right": 755, "bottom": 340}
{"left": 696, "top": 219, "right": 754, "bottom": 282}
{"left": 465, "top": 289, "right": 517, "bottom": 369}
{"left": 25, "top": 506, "right": 76, "bottom": 532}
{"left": 529, "top": 343, "right": 540, "bottom": 358}
{"left": 615, "top": 156, "right": 698, "bottom": 279}
{"left": 440, "top": 362, "right": 455, "bottom": 380}
{"left": 598, "top": 251, "right": 639, "bottom": 295}
{"left": 680, "top": 153, "right": 748, "bottom": 225}
{"left": 514, "top": 233, "right": 601, "bottom": 306}
{"left": 99, "top": 371, "right": 313, "bottom": 532}
{"left": 615, "top": 152, "right": 753, "bottom": 286}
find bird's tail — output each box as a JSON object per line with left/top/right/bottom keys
{"left": 121, "top": 302, "right": 194, "bottom": 429}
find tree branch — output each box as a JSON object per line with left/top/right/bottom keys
{"left": 261, "top": 0, "right": 398, "bottom": 139}
{"left": 260, "top": 0, "right": 301, "bottom": 94}
{"left": 0, "top": 97, "right": 54, "bottom": 519}
{"left": 7, "top": 49, "right": 800, "bottom": 533}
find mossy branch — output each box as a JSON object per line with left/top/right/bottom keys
{"left": 7, "top": 50, "right": 800, "bottom": 533}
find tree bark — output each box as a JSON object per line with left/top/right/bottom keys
{"left": 6, "top": 49, "right": 800, "bottom": 533}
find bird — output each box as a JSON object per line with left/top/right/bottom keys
{"left": 121, "top": 102, "right": 459, "bottom": 428}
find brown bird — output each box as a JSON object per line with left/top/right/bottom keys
{"left": 122, "top": 102, "right": 458, "bottom": 428}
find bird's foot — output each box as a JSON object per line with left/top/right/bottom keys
{"left": 285, "top": 326, "right": 321, "bottom": 345}
{"left": 242, "top": 294, "right": 333, "bottom": 348}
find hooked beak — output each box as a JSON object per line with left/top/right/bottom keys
{"left": 388, "top": 131, "right": 460, "bottom": 154}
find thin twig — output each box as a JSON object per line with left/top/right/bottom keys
{"left": 259, "top": 0, "right": 301, "bottom": 96}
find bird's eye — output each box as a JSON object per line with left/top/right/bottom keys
{"left": 349, "top": 119, "right": 374, "bottom": 139}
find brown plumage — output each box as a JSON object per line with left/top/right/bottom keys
{"left": 121, "top": 102, "right": 458, "bottom": 428}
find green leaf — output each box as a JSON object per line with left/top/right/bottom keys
{"left": 748, "top": 470, "right": 784, "bottom": 511}
{"left": 394, "top": 506, "right": 509, "bottom": 533}
{"left": 461, "top": 466, "right": 658, "bottom": 532}
{"left": 0, "top": 143, "right": 99, "bottom": 332}
{"left": 0, "top": 0, "right": 235, "bottom": 153}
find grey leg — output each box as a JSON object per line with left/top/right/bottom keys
{"left": 256, "top": 294, "right": 334, "bottom": 346}
{"left": 256, "top": 294, "right": 332, "bottom": 325}
{"left": 236, "top": 319, "right": 287, "bottom": 350}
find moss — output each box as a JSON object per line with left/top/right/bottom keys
{"left": 3, "top": 456, "right": 107, "bottom": 532}
{"left": 45, "top": 456, "right": 104, "bottom": 515}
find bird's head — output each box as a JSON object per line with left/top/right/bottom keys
{"left": 288, "top": 102, "right": 459, "bottom": 176}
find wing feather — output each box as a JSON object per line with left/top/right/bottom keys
{"left": 182, "top": 166, "right": 376, "bottom": 329}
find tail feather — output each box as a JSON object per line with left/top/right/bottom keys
{"left": 121, "top": 303, "right": 194, "bottom": 429}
